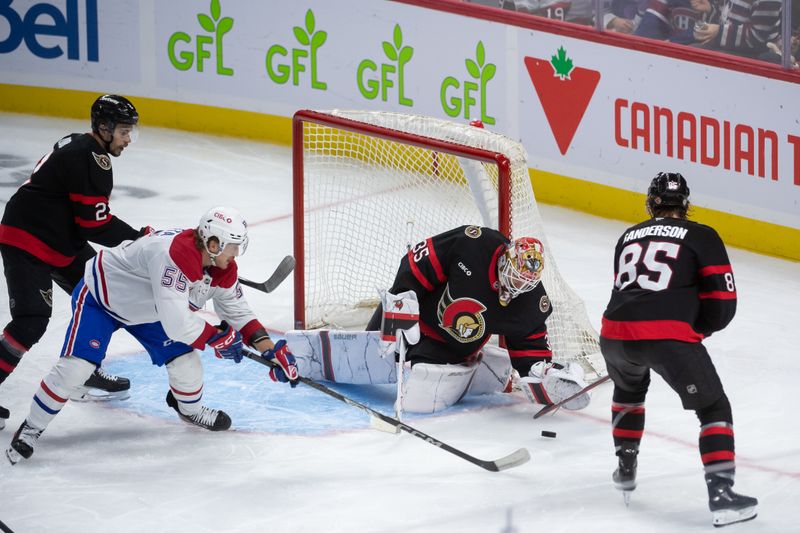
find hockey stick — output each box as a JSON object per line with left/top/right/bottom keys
{"left": 532, "top": 374, "right": 611, "bottom": 419}
{"left": 242, "top": 347, "right": 530, "bottom": 472}
{"left": 238, "top": 255, "right": 295, "bottom": 293}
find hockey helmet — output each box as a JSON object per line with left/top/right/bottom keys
{"left": 198, "top": 207, "right": 249, "bottom": 258}
{"left": 498, "top": 236, "right": 545, "bottom": 299}
{"left": 647, "top": 172, "right": 690, "bottom": 212}
{"left": 91, "top": 94, "right": 139, "bottom": 138}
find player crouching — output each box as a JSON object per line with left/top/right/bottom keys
{"left": 288, "top": 225, "right": 590, "bottom": 414}
{"left": 5, "top": 207, "right": 298, "bottom": 465}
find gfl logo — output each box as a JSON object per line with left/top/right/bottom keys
{"left": 0, "top": 0, "right": 99, "bottom": 61}
{"left": 214, "top": 212, "right": 232, "bottom": 223}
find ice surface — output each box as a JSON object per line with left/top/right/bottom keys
{"left": 0, "top": 113, "right": 797, "bottom": 532}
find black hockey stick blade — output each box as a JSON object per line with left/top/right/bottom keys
{"left": 242, "top": 348, "right": 530, "bottom": 472}
{"left": 238, "top": 255, "right": 295, "bottom": 293}
{"left": 533, "top": 374, "right": 611, "bottom": 419}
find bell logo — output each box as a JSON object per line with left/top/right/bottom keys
{"left": 524, "top": 47, "right": 600, "bottom": 155}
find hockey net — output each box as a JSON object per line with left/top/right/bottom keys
{"left": 293, "top": 109, "right": 605, "bottom": 379}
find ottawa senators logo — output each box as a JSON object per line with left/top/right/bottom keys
{"left": 92, "top": 152, "right": 112, "bottom": 171}
{"left": 437, "top": 285, "right": 487, "bottom": 343}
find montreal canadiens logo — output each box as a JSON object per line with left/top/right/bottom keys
{"left": 437, "top": 285, "right": 487, "bottom": 343}
{"left": 92, "top": 152, "right": 112, "bottom": 170}
{"left": 89, "top": 339, "right": 101, "bottom": 349}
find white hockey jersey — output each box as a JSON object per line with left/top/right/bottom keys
{"left": 83, "top": 228, "right": 264, "bottom": 349}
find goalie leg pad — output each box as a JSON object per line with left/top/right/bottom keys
{"left": 166, "top": 351, "right": 203, "bottom": 416}
{"left": 28, "top": 355, "right": 95, "bottom": 431}
{"left": 286, "top": 330, "right": 395, "bottom": 384}
{"left": 467, "top": 344, "right": 513, "bottom": 396}
{"left": 401, "top": 362, "right": 477, "bottom": 414}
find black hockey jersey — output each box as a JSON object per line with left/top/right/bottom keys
{"left": 0, "top": 133, "right": 139, "bottom": 267}
{"left": 601, "top": 217, "right": 736, "bottom": 342}
{"left": 388, "top": 225, "right": 553, "bottom": 372}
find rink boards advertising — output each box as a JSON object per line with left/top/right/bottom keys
{"left": 0, "top": 0, "right": 798, "bottom": 259}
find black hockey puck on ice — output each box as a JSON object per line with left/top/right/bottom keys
{"left": 541, "top": 430, "right": 557, "bottom": 438}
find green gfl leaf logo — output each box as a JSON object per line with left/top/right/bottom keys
{"left": 357, "top": 24, "right": 414, "bottom": 106}
{"left": 441, "top": 41, "right": 496, "bottom": 124}
{"left": 266, "top": 9, "right": 327, "bottom": 89}
{"left": 168, "top": 0, "right": 234, "bottom": 75}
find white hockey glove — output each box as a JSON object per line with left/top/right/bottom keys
{"left": 379, "top": 289, "right": 420, "bottom": 357}
{"left": 516, "top": 361, "right": 590, "bottom": 410}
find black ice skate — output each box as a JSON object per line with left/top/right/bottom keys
{"left": 613, "top": 443, "right": 639, "bottom": 506}
{"left": 71, "top": 367, "right": 131, "bottom": 402}
{"left": 5, "top": 420, "right": 43, "bottom": 465}
{"left": 0, "top": 405, "right": 9, "bottom": 431}
{"left": 706, "top": 473, "right": 758, "bottom": 527}
{"left": 166, "top": 390, "right": 231, "bottom": 431}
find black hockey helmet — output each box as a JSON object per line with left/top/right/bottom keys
{"left": 647, "top": 172, "right": 690, "bottom": 212}
{"left": 91, "top": 94, "right": 138, "bottom": 134}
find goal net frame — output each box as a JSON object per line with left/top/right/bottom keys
{"left": 292, "top": 109, "right": 605, "bottom": 379}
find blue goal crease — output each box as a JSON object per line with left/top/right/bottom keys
{"left": 101, "top": 349, "right": 520, "bottom": 436}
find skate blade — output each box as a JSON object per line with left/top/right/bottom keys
{"left": 712, "top": 506, "right": 757, "bottom": 527}
{"left": 70, "top": 388, "right": 131, "bottom": 402}
{"left": 5, "top": 446, "right": 23, "bottom": 465}
{"left": 622, "top": 490, "right": 632, "bottom": 507}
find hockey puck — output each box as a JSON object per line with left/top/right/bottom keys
{"left": 541, "top": 430, "right": 557, "bottom": 438}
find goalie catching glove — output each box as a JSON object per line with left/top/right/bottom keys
{"left": 263, "top": 340, "right": 299, "bottom": 387}
{"left": 379, "top": 289, "right": 420, "bottom": 357}
{"left": 516, "top": 361, "right": 590, "bottom": 410}
{"left": 208, "top": 322, "right": 244, "bottom": 363}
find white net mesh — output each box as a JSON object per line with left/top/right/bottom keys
{"left": 297, "top": 110, "right": 605, "bottom": 379}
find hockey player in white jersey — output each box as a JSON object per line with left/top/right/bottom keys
{"left": 5, "top": 207, "right": 299, "bottom": 465}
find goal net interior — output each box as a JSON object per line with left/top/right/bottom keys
{"left": 293, "top": 109, "right": 605, "bottom": 379}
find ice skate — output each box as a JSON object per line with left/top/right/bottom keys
{"left": 613, "top": 443, "right": 638, "bottom": 506}
{"left": 0, "top": 405, "right": 9, "bottom": 430}
{"left": 706, "top": 473, "right": 758, "bottom": 527}
{"left": 5, "top": 420, "right": 43, "bottom": 465}
{"left": 166, "top": 390, "right": 231, "bottom": 431}
{"left": 71, "top": 367, "right": 131, "bottom": 401}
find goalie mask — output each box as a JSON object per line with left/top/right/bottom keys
{"left": 497, "top": 237, "right": 544, "bottom": 304}
{"left": 198, "top": 207, "right": 249, "bottom": 259}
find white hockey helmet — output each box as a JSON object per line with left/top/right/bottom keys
{"left": 498, "top": 236, "right": 544, "bottom": 299}
{"left": 198, "top": 206, "right": 249, "bottom": 258}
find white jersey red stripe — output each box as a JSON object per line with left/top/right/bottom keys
{"left": 83, "top": 229, "right": 264, "bottom": 348}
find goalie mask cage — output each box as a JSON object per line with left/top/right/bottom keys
{"left": 293, "top": 109, "right": 605, "bottom": 379}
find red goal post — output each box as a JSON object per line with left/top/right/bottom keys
{"left": 292, "top": 109, "right": 605, "bottom": 379}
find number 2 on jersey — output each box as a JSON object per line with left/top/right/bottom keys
{"left": 615, "top": 241, "right": 680, "bottom": 291}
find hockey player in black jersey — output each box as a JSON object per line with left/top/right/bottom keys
{"left": 0, "top": 94, "right": 151, "bottom": 428}
{"left": 600, "top": 172, "right": 757, "bottom": 526}
{"left": 356, "top": 225, "right": 590, "bottom": 413}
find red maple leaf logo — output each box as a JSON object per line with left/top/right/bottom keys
{"left": 524, "top": 48, "right": 600, "bottom": 155}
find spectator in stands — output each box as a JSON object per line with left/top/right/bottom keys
{"left": 692, "top": 0, "right": 782, "bottom": 62}
{"left": 497, "top": 0, "right": 597, "bottom": 26}
{"left": 603, "top": 0, "right": 649, "bottom": 33}
{"left": 635, "top": 0, "right": 721, "bottom": 44}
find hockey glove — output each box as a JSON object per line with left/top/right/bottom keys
{"left": 263, "top": 340, "right": 299, "bottom": 387}
{"left": 137, "top": 225, "right": 156, "bottom": 238}
{"left": 517, "top": 361, "right": 590, "bottom": 410}
{"left": 208, "top": 322, "right": 244, "bottom": 363}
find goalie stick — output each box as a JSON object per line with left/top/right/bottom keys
{"left": 242, "top": 347, "right": 530, "bottom": 472}
{"left": 532, "top": 375, "right": 611, "bottom": 419}
{"left": 238, "top": 255, "right": 295, "bottom": 293}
